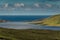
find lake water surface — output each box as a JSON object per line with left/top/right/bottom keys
{"left": 0, "top": 22, "right": 60, "bottom": 30}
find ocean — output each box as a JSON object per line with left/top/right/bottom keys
{"left": 0, "top": 15, "right": 50, "bottom": 21}
{"left": 0, "top": 15, "right": 60, "bottom": 30}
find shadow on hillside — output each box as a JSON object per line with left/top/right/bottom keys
{"left": 0, "top": 37, "right": 12, "bottom": 40}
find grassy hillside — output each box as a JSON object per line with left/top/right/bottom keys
{"left": 32, "top": 14, "right": 60, "bottom": 26}
{"left": 0, "top": 28, "right": 60, "bottom": 40}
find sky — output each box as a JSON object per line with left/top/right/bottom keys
{"left": 0, "top": 0, "right": 60, "bottom": 15}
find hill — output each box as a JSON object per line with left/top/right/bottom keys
{"left": 0, "top": 28, "right": 60, "bottom": 40}
{"left": 32, "top": 14, "right": 60, "bottom": 26}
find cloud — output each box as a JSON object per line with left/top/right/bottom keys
{"left": 14, "top": 3, "right": 21, "bottom": 7}
{"left": 34, "top": 3, "right": 40, "bottom": 7}
{"left": 20, "top": 3, "right": 24, "bottom": 7}
{"left": 14, "top": 3, "right": 24, "bottom": 7}
{"left": 4, "top": 3, "right": 8, "bottom": 8}
{"left": 46, "top": 4, "right": 52, "bottom": 8}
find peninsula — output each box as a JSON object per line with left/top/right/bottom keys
{"left": 32, "top": 14, "right": 60, "bottom": 26}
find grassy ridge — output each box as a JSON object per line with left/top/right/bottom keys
{"left": 0, "top": 28, "right": 60, "bottom": 40}
{"left": 32, "top": 14, "right": 60, "bottom": 26}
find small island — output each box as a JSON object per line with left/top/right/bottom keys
{"left": 32, "top": 14, "right": 60, "bottom": 26}
{"left": 0, "top": 20, "right": 8, "bottom": 22}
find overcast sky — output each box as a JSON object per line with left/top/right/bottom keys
{"left": 0, "top": 0, "right": 60, "bottom": 15}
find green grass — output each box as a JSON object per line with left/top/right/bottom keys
{"left": 32, "top": 14, "right": 60, "bottom": 26}
{"left": 0, "top": 28, "right": 60, "bottom": 40}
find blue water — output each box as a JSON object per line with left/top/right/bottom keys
{"left": 0, "top": 22, "right": 60, "bottom": 30}
{"left": 0, "top": 15, "right": 50, "bottom": 21}
{"left": 0, "top": 15, "right": 60, "bottom": 30}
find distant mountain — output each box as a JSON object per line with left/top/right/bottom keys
{"left": 32, "top": 14, "right": 60, "bottom": 26}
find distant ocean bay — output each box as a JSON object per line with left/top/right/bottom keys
{"left": 0, "top": 15, "right": 50, "bottom": 21}
{"left": 0, "top": 15, "right": 60, "bottom": 30}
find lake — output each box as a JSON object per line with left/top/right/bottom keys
{"left": 0, "top": 22, "right": 60, "bottom": 30}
